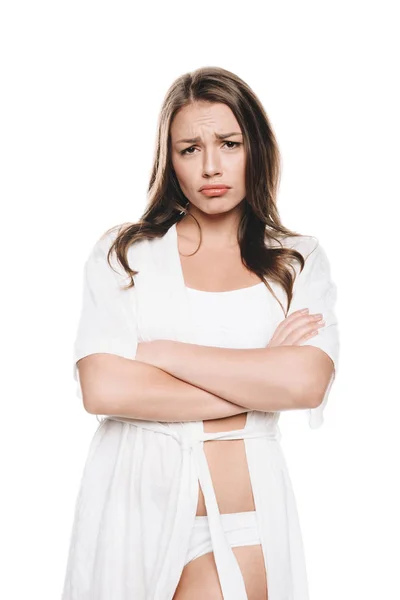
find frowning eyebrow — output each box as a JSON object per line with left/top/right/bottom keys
{"left": 175, "top": 132, "right": 243, "bottom": 144}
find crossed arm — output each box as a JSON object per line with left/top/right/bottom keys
{"left": 81, "top": 338, "right": 333, "bottom": 421}
{"left": 135, "top": 339, "right": 332, "bottom": 412}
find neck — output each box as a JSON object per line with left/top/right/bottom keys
{"left": 178, "top": 204, "right": 244, "bottom": 249}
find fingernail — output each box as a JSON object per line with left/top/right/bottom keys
{"left": 299, "top": 308, "right": 309, "bottom": 313}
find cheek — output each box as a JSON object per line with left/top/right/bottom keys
{"left": 227, "top": 149, "right": 245, "bottom": 169}
{"left": 229, "top": 154, "right": 246, "bottom": 182}
{"left": 173, "top": 160, "right": 195, "bottom": 190}
{"left": 236, "top": 150, "right": 246, "bottom": 169}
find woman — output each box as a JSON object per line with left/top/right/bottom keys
{"left": 62, "top": 66, "right": 339, "bottom": 600}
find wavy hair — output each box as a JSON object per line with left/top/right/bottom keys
{"left": 103, "top": 66, "right": 311, "bottom": 316}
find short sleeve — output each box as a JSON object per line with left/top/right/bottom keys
{"left": 288, "top": 238, "right": 340, "bottom": 428}
{"left": 73, "top": 232, "right": 138, "bottom": 401}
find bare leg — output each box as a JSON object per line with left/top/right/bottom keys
{"left": 172, "top": 544, "right": 268, "bottom": 600}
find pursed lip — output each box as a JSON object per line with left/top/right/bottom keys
{"left": 199, "top": 184, "right": 231, "bottom": 191}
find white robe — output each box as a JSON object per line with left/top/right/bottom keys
{"left": 62, "top": 222, "right": 340, "bottom": 600}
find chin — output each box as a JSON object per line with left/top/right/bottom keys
{"left": 204, "top": 199, "right": 241, "bottom": 214}
{"left": 201, "top": 204, "right": 230, "bottom": 215}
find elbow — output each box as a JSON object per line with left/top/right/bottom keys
{"left": 292, "top": 347, "right": 336, "bottom": 409}
{"left": 82, "top": 393, "right": 103, "bottom": 415}
{"left": 76, "top": 354, "right": 118, "bottom": 415}
{"left": 296, "top": 368, "right": 334, "bottom": 409}
{"left": 293, "top": 379, "right": 327, "bottom": 410}
{"left": 305, "top": 383, "right": 326, "bottom": 410}
{"left": 82, "top": 384, "right": 124, "bottom": 418}
{"left": 78, "top": 353, "right": 143, "bottom": 416}
{"left": 79, "top": 376, "right": 107, "bottom": 415}
{"left": 290, "top": 385, "right": 319, "bottom": 410}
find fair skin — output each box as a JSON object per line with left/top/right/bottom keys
{"left": 78, "top": 100, "right": 332, "bottom": 599}
{"left": 132, "top": 101, "right": 331, "bottom": 599}
{"left": 169, "top": 99, "right": 246, "bottom": 247}
{"left": 135, "top": 101, "right": 330, "bottom": 412}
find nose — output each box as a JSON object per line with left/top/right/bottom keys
{"left": 202, "top": 148, "right": 222, "bottom": 178}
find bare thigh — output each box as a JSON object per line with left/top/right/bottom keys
{"left": 172, "top": 543, "right": 268, "bottom": 600}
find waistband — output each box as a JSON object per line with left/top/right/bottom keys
{"left": 105, "top": 416, "right": 281, "bottom": 446}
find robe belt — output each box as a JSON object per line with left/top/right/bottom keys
{"left": 107, "top": 416, "right": 281, "bottom": 599}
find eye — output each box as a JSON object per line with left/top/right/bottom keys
{"left": 179, "top": 141, "right": 241, "bottom": 156}
{"left": 224, "top": 141, "right": 240, "bottom": 150}
{"left": 180, "top": 146, "right": 196, "bottom": 156}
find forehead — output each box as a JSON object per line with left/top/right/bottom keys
{"left": 170, "top": 102, "right": 240, "bottom": 137}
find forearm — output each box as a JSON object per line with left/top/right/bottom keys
{"left": 144, "top": 341, "right": 321, "bottom": 412}
{"left": 85, "top": 355, "right": 249, "bottom": 422}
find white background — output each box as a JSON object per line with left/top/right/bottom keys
{"left": 1, "top": 0, "right": 399, "bottom": 598}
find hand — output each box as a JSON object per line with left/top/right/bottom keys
{"left": 267, "top": 309, "right": 325, "bottom": 348}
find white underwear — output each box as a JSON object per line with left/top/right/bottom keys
{"left": 184, "top": 510, "right": 261, "bottom": 567}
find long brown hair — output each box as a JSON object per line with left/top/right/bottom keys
{"left": 103, "top": 66, "right": 311, "bottom": 316}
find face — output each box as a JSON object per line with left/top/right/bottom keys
{"left": 170, "top": 101, "right": 246, "bottom": 216}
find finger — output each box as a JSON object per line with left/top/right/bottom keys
{"left": 293, "top": 328, "right": 320, "bottom": 344}
{"left": 285, "top": 309, "right": 310, "bottom": 322}
{"left": 283, "top": 320, "right": 325, "bottom": 345}
{"left": 275, "top": 312, "right": 321, "bottom": 342}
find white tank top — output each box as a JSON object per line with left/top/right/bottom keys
{"left": 186, "top": 282, "right": 273, "bottom": 350}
